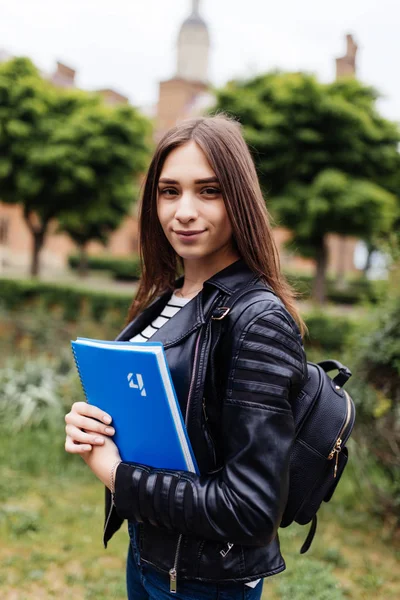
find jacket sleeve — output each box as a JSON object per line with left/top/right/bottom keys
{"left": 113, "top": 304, "right": 306, "bottom": 546}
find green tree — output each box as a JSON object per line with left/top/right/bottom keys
{"left": 214, "top": 73, "right": 400, "bottom": 302}
{"left": 58, "top": 187, "right": 139, "bottom": 277}
{"left": 0, "top": 57, "right": 151, "bottom": 276}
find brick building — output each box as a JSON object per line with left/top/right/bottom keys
{"left": 0, "top": 3, "right": 359, "bottom": 276}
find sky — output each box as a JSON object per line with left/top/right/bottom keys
{"left": 0, "top": 0, "right": 399, "bottom": 122}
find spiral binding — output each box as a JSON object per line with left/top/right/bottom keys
{"left": 71, "top": 343, "right": 89, "bottom": 402}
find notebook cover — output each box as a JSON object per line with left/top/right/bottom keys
{"left": 71, "top": 339, "right": 198, "bottom": 474}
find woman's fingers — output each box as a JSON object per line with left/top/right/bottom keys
{"left": 65, "top": 424, "right": 106, "bottom": 446}
{"left": 64, "top": 412, "right": 115, "bottom": 437}
{"left": 70, "top": 401, "right": 112, "bottom": 424}
{"left": 64, "top": 402, "right": 114, "bottom": 455}
{"left": 65, "top": 434, "right": 92, "bottom": 454}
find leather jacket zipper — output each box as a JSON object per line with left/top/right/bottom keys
{"left": 170, "top": 329, "right": 203, "bottom": 593}
{"left": 185, "top": 331, "right": 203, "bottom": 427}
{"left": 202, "top": 398, "right": 217, "bottom": 466}
{"left": 169, "top": 532, "right": 183, "bottom": 593}
{"left": 169, "top": 299, "right": 228, "bottom": 591}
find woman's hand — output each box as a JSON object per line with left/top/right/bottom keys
{"left": 65, "top": 401, "right": 115, "bottom": 454}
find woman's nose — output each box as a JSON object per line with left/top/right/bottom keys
{"left": 174, "top": 193, "right": 198, "bottom": 222}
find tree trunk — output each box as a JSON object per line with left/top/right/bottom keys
{"left": 363, "top": 243, "right": 375, "bottom": 277}
{"left": 22, "top": 208, "right": 49, "bottom": 278}
{"left": 313, "top": 238, "right": 329, "bottom": 304}
{"left": 31, "top": 230, "right": 45, "bottom": 277}
{"left": 335, "top": 235, "right": 347, "bottom": 289}
{"left": 77, "top": 243, "right": 89, "bottom": 278}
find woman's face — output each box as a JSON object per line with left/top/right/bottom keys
{"left": 157, "top": 141, "right": 236, "bottom": 265}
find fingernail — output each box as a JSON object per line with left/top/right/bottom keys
{"left": 95, "top": 437, "right": 104, "bottom": 444}
{"left": 103, "top": 415, "right": 112, "bottom": 424}
{"left": 105, "top": 427, "right": 115, "bottom": 435}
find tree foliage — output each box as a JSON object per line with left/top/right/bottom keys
{"left": 0, "top": 57, "right": 152, "bottom": 275}
{"left": 214, "top": 72, "right": 400, "bottom": 301}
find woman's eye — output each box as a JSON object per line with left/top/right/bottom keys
{"left": 159, "top": 188, "right": 178, "bottom": 196}
{"left": 202, "top": 187, "right": 221, "bottom": 196}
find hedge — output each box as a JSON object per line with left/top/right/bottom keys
{"left": 68, "top": 254, "right": 141, "bottom": 281}
{"left": 68, "top": 254, "right": 388, "bottom": 303}
{"left": 0, "top": 278, "right": 360, "bottom": 354}
{"left": 303, "top": 311, "right": 357, "bottom": 353}
{"left": 286, "top": 272, "right": 387, "bottom": 305}
{"left": 0, "top": 278, "right": 133, "bottom": 322}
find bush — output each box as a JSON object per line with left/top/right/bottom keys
{"left": 112, "top": 257, "right": 142, "bottom": 281}
{"left": 0, "top": 278, "right": 133, "bottom": 322}
{"left": 68, "top": 254, "right": 142, "bottom": 281}
{"left": 285, "top": 271, "right": 388, "bottom": 305}
{"left": 304, "top": 310, "right": 357, "bottom": 354}
{"left": 0, "top": 354, "right": 78, "bottom": 431}
{"left": 345, "top": 296, "right": 400, "bottom": 526}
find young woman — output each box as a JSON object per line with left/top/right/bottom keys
{"left": 65, "top": 114, "right": 307, "bottom": 600}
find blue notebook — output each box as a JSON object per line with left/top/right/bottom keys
{"left": 71, "top": 338, "right": 199, "bottom": 474}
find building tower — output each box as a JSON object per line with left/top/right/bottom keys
{"left": 177, "top": 0, "right": 210, "bottom": 83}
{"left": 331, "top": 34, "right": 359, "bottom": 280}
{"left": 336, "top": 34, "right": 358, "bottom": 79}
{"left": 156, "top": 0, "right": 211, "bottom": 139}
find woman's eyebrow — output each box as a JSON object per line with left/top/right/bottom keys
{"left": 195, "top": 177, "right": 219, "bottom": 184}
{"left": 158, "top": 177, "right": 219, "bottom": 185}
{"left": 158, "top": 178, "right": 178, "bottom": 184}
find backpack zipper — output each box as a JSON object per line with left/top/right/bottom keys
{"left": 328, "top": 389, "right": 352, "bottom": 477}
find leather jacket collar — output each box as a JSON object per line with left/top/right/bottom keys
{"left": 117, "top": 258, "right": 256, "bottom": 348}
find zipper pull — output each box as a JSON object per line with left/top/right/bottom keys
{"left": 333, "top": 439, "right": 342, "bottom": 478}
{"left": 334, "top": 449, "right": 339, "bottom": 478}
{"left": 169, "top": 568, "right": 177, "bottom": 594}
{"left": 220, "top": 542, "right": 234, "bottom": 557}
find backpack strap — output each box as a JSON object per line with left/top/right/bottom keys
{"left": 209, "top": 279, "right": 321, "bottom": 556}
{"left": 208, "top": 276, "right": 274, "bottom": 382}
{"left": 318, "top": 359, "right": 352, "bottom": 388}
{"left": 203, "top": 277, "right": 277, "bottom": 456}
{"left": 210, "top": 276, "right": 275, "bottom": 322}
{"left": 300, "top": 515, "right": 318, "bottom": 554}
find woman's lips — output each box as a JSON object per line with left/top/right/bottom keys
{"left": 174, "top": 230, "right": 206, "bottom": 241}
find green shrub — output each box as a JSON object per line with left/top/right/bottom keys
{"left": 304, "top": 311, "right": 357, "bottom": 354}
{"left": 68, "top": 254, "right": 120, "bottom": 271}
{"left": 285, "top": 271, "right": 388, "bottom": 305}
{"left": 0, "top": 277, "right": 133, "bottom": 322}
{"left": 0, "top": 354, "right": 78, "bottom": 431}
{"left": 112, "top": 257, "right": 142, "bottom": 281}
{"left": 285, "top": 272, "right": 314, "bottom": 298}
{"left": 68, "top": 254, "right": 142, "bottom": 281}
{"left": 344, "top": 296, "right": 400, "bottom": 525}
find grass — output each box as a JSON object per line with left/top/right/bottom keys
{"left": 0, "top": 427, "right": 399, "bottom": 600}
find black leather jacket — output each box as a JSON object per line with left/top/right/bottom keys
{"left": 104, "top": 259, "right": 307, "bottom": 585}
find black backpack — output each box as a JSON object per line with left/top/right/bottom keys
{"left": 209, "top": 283, "right": 356, "bottom": 553}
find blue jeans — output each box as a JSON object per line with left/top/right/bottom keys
{"left": 127, "top": 523, "right": 264, "bottom": 600}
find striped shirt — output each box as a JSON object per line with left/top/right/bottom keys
{"left": 130, "top": 293, "right": 191, "bottom": 343}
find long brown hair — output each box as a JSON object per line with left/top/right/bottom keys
{"left": 128, "top": 114, "right": 306, "bottom": 336}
